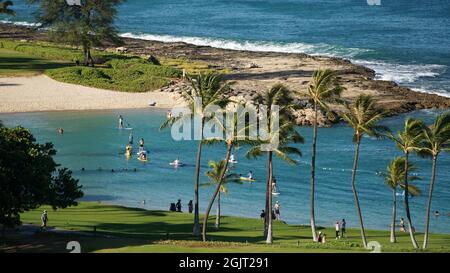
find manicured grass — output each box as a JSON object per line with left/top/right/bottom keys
{"left": 0, "top": 48, "right": 70, "bottom": 76}
{"left": 0, "top": 40, "right": 182, "bottom": 92}
{"left": 5, "top": 202, "right": 448, "bottom": 253}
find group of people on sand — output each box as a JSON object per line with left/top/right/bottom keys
{"left": 170, "top": 199, "right": 193, "bottom": 213}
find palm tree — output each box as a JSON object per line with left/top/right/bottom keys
{"left": 200, "top": 104, "right": 260, "bottom": 241}
{"left": 386, "top": 118, "right": 425, "bottom": 249}
{"left": 247, "top": 84, "right": 303, "bottom": 243}
{"left": 380, "top": 157, "right": 421, "bottom": 243}
{"left": 0, "top": 1, "right": 15, "bottom": 15}
{"left": 341, "top": 94, "right": 387, "bottom": 248}
{"left": 304, "top": 69, "right": 342, "bottom": 241}
{"left": 420, "top": 112, "right": 450, "bottom": 249}
{"left": 200, "top": 160, "right": 242, "bottom": 230}
{"left": 160, "top": 72, "right": 231, "bottom": 237}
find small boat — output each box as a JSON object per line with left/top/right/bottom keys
{"left": 240, "top": 177, "right": 255, "bottom": 182}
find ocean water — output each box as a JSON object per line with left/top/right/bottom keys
{"left": 2, "top": 0, "right": 450, "bottom": 97}
{"left": 1, "top": 109, "right": 449, "bottom": 233}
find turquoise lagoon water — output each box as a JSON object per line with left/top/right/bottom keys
{"left": 0, "top": 109, "right": 449, "bottom": 233}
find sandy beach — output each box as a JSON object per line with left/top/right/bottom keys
{"left": 0, "top": 75, "right": 181, "bottom": 113}
{"left": 1, "top": 24, "right": 450, "bottom": 116}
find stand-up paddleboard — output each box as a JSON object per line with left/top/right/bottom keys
{"left": 138, "top": 157, "right": 148, "bottom": 162}
{"left": 240, "top": 177, "right": 255, "bottom": 182}
{"left": 229, "top": 160, "right": 238, "bottom": 164}
{"left": 170, "top": 162, "right": 184, "bottom": 167}
{"left": 117, "top": 127, "right": 133, "bottom": 130}
{"left": 272, "top": 192, "right": 280, "bottom": 196}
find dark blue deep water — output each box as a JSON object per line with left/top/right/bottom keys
{"left": 3, "top": 0, "right": 450, "bottom": 96}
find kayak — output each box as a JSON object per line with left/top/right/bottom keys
{"left": 240, "top": 177, "right": 255, "bottom": 182}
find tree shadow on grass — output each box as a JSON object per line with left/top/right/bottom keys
{"left": 0, "top": 56, "right": 70, "bottom": 72}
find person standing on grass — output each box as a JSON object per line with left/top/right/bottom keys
{"left": 335, "top": 221, "right": 340, "bottom": 239}
{"left": 341, "top": 219, "right": 346, "bottom": 238}
{"left": 176, "top": 199, "right": 182, "bottom": 212}
{"left": 188, "top": 200, "right": 193, "bottom": 213}
{"left": 274, "top": 201, "right": 281, "bottom": 220}
{"left": 41, "top": 210, "right": 48, "bottom": 230}
{"left": 399, "top": 218, "right": 406, "bottom": 232}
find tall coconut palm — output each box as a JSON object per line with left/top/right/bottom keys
{"left": 386, "top": 118, "right": 425, "bottom": 248}
{"left": 200, "top": 160, "right": 242, "bottom": 230}
{"left": 380, "top": 157, "right": 421, "bottom": 243}
{"left": 0, "top": 1, "right": 15, "bottom": 15}
{"left": 304, "top": 69, "right": 343, "bottom": 241}
{"left": 200, "top": 104, "right": 258, "bottom": 241}
{"left": 341, "top": 94, "right": 387, "bottom": 248}
{"left": 420, "top": 112, "right": 450, "bottom": 249}
{"left": 247, "top": 84, "right": 303, "bottom": 243}
{"left": 160, "top": 72, "right": 231, "bottom": 237}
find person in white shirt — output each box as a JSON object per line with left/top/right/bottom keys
{"left": 335, "top": 221, "right": 340, "bottom": 239}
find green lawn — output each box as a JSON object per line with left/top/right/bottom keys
{"left": 2, "top": 202, "right": 448, "bottom": 253}
{"left": 0, "top": 40, "right": 181, "bottom": 91}
{"left": 0, "top": 48, "right": 70, "bottom": 76}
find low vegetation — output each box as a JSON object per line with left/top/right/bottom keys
{"left": 0, "top": 39, "right": 181, "bottom": 92}
{"left": 4, "top": 202, "right": 449, "bottom": 253}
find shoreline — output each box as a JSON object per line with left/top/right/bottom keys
{"left": 1, "top": 23, "right": 450, "bottom": 116}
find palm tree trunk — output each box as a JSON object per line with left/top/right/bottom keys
{"left": 390, "top": 188, "right": 397, "bottom": 243}
{"left": 215, "top": 191, "right": 221, "bottom": 229}
{"left": 263, "top": 153, "right": 270, "bottom": 238}
{"left": 423, "top": 155, "right": 437, "bottom": 249}
{"left": 403, "top": 152, "right": 419, "bottom": 249}
{"left": 83, "top": 46, "right": 94, "bottom": 67}
{"left": 193, "top": 122, "right": 204, "bottom": 237}
{"left": 266, "top": 151, "right": 274, "bottom": 244}
{"left": 202, "top": 143, "right": 232, "bottom": 241}
{"left": 310, "top": 102, "right": 318, "bottom": 241}
{"left": 351, "top": 137, "right": 368, "bottom": 248}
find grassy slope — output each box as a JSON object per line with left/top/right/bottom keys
{"left": 8, "top": 202, "right": 449, "bottom": 253}
{"left": 0, "top": 40, "right": 181, "bottom": 92}
{"left": 0, "top": 48, "right": 70, "bottom": 76}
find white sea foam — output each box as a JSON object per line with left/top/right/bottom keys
{"left": 120, "top": 32, "right": 369, "bottom": 58}
{"left": 0, "top": 20, "right": 41, "bottom": 27}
